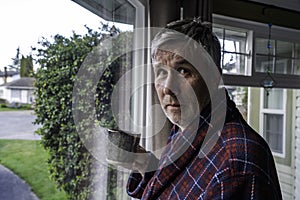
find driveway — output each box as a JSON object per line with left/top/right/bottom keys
{"left": 0, "top": 165, "right": 39, "bottom": 200}
{"left": 0, "top": 110, "right": 41, "bottom": 199}
{"left": 0, "top": 110, "right": 41, "bottom": 140}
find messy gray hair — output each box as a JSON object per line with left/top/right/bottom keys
{"left": 151, "top": 18, "right": 222, "bottom": 73}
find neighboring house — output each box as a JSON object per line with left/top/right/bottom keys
{"left": 0, "top": 70, "right": 20, "bottom": 85}
{"left": 0, "top": 77, "right": 35, "bottom": 104}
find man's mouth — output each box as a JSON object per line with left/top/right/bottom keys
{"left": 165, "top": 103, "right": 181, "bottom": 110}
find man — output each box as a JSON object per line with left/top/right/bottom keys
{"left": 125, "top": 18, "right": 282, "bottom": 199}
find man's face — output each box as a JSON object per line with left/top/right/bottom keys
{"left": 153, "top": 50, "right": 210, "bottom": 129}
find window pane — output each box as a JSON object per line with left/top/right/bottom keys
{"left": 296, "top": 43, "right": 300, "bottom": 59}
{"left": 294, "top": 59, "right": 300, "bottom": 75}
{"left": 224, "top": 29, "right": 247, "bottom": 53}
{"left": 256, "top": 38, "right": 275, "bottom": 55}
{"left": 213, "top": 27, "right": 224, "bottom": 51}
{"left": 275, "top": 58, "right": 291, "bottom": 74}
{"left": 213, "top": 26, "right": 251, "bottom": 76}
{"left": 222, "top": 53, "right": 246, "bottom": 74}
{"left": 263, "top": 113, "right": 283, "bottom": 154}
{"left": 226, "top": 86, "right": 248, "bottom": 121}
{"left": 256, "top": 57, "right": 291, "bottom": 74}
{"left": 255, "top": 55, "right": 275, "bottom": 73}
{"left": 256, "top": 39, "right": 300, "bottom": 76}
{"left": 263, "top": 88, "right": 283, "bottom": 109}
{"left": 276, "top": 41, "right": 293, "bottom": 57}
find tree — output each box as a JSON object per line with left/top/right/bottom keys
{"left": 20, "top": 55, "right": 34, "bottom": 77}
{"left": 34, "top": 24, "right": 131, "bottom": 199}
{"left": 8, "top": 47, "right": 21, "bottom": 72}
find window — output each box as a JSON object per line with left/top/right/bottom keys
{"left": 255, "top": 38, "right": 300, "bottom": 75}
{"left": 213, "top": 14, "right": 300, "bottom": 89}
{"left": 11, "top": 89, "right": 21, "bottom": 99}
{"left": 226, "top": 86, "right": 249, "bottom": 121}
{"left": 213, "top": 26, "right": 252, "bottom": 75}
{"left": 295, "top": 43, "right": 300, "bottom": 74}
{"left": 72, "top": 1, "right": 147, "bottom": 199}
{"left": 260, "top": 88, "right": 286, "bottom": 157}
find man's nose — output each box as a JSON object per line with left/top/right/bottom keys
{"left": 163, "top": 72, "right": 178, "bottom": 96}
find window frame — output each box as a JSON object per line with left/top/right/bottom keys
{"left": 259, "top": 88, "right": 286, "bottom": 158}
{"left": 213, "top": 24, "right": 253, "bottom": 76}
{"left": 255, "top": 38, "right": 299, "bottom": 75}
{"left": 72, "top": 1, "right": 148, "bottom": 199}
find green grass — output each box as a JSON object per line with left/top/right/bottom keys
{"left": 0, "top": 140, "right": 67, "bottom": 200}
{"left": 0, "top": 107, "right": 24, "bottom": 111}
{"left": 0, "top": 104, "right": 33, "bottom": 111}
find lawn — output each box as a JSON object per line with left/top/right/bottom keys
{"left": 0, "top": 140, "right": 67, "bottom": 200}
{"left": 0, "top": 105, "right": 33, "bottom": 112}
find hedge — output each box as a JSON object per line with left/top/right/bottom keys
{"left": 34, "top": 24, "right": 131, "bottom": 199}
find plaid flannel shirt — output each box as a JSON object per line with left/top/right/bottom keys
{"left": 127, "top": 96, "right": 282, "bottom": 200}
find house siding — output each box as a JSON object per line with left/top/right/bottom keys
{"left": 249, "top": 88, "right": 296, "bottom": 200}
{"left": 277, "top": 164, "right": 294, "bottom": 200}
{"left": 295, "top": 91, "right": 300, "bottom": 200}
{"left": 275, "top": 89, "right": 296, "bottom": 200}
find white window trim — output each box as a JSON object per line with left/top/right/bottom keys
{"left": 129, "top": 0, "right": 146, "bottom": 132}
{"left": 259, "top": 88, "right": 286, "bottom": 158}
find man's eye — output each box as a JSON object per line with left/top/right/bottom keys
{"left": 178, "top": 68, "right": 190, "bottom": 76}
{"left": 156, "top": 69, "right": 167, "bottom": 77}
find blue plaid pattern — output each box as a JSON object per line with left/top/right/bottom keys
{"left": 127, "top": 97, "right": 282, "bottom": 200}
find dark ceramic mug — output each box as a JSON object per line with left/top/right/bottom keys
{"left": 106, "top": 129, "right": 140, "bottom": 163}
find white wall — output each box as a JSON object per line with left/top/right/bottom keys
{"left": 277, "top": 164, "right": 295, "bottom": 200}
{"left": 0, "top": 87, "right": 34, "bottom": 104}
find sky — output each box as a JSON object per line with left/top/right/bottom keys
{"left": 0, "top": 0, "right": 131, "bottom": 71}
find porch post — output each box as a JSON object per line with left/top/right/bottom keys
{"left": 149, "top": 0, "right": 212, "bottom": 28}
{"left": 149, "top": 0, "right": 181, "bottom": 27}
{"left": 182, "top": 0, "right": 212, "bottom": 22}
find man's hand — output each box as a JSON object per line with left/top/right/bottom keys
{"left": 107, "top": 145, "right": 159, "bottom": 175}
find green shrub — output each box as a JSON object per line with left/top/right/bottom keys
{"left": 0, "top": 104, "right": 7, "bottom": 108}
{"left": 34, "top": 24, "right": 131, "bottom": 199}
{"left": 0, "top": 98, "right": 7, "bottom": 104}
{"left": 20, "top": 103, "right": 33, "bottom": 110}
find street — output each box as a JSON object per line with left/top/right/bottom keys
{"left": 0, "top": 110, "right": 41, "bottom": 140}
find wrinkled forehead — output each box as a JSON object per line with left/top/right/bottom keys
{"left": 151, "top": 32, "right": 208, "bottom": 62}
{"left": 151, "top": 30, "right": 218, "bottom": 74}
{"left": 153, "top": 49, "right": 184, "bottom": 63}
{"left": 152, "top": 44, "right": 199, "bottom": 68}
{"left": 153, "top": 31, "right": 187, "bottom": 51}
{"left": 152, "top": 42, "right": 207, "bottom": 71}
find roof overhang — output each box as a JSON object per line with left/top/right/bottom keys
{"left": 72, "top": 0, "right": 135, "bottom": 25}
